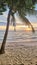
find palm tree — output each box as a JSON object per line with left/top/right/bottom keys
{"left": 11, "top": 12, "right": 16, "bottom": 31}
{"left": 0, "top": 8, "right": 12, "bottom": 54}
{"left": 0, "top": 0, "right": 36, "bottom": 54}
{"left": 19, "top": 15, "right": 35, "bottom": 32}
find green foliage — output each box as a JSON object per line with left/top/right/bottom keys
{"left": 0, "top": 0, "right": 36, "bottom": 15}
{"left": 0, "top": 1, "right": 7, "bottom": 14}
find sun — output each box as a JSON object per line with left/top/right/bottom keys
{"left": 25, "top": 26, "right": 32, "bottom": 32}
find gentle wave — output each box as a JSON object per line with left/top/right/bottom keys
{"left": 0, "top": 30, "right": 37, "bottom": 43}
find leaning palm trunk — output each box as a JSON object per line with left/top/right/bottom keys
{"left": 20, "top": 15, "right": 35, "bottom": 32}
{"left": 11, "top": 13, "right": 16, "bottom": 31}
{"left": 0, "top": 9, "right": 12, "bottom": 54}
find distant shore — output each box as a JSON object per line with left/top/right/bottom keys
{"left": 0, "top": 25, "right": 37, "bottom": 31}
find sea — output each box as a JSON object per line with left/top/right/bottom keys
{"left": 0, "top": 28, "right": 37, "bottom": 46}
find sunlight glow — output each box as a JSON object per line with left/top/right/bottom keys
{"left": 0, "top": 25, "right": 32, "bottom": 31}
{"left": 25, "top": 27, "right": 32, "bottom": 32}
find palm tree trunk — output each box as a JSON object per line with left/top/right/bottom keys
{"left": 0, "top": 8, "right": 12, "bottom": 54}
{"left": 11, "top": 12, "right": 16, "bottom": 31}
{"left": 20, "top": 15, "right": 35, "bottom": 32}
{"left": 24, "top": 17, "right": 35, "bottom": 32}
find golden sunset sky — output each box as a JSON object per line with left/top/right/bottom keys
{"left": 0, "top": 22, "right": 37, "bottom": 31}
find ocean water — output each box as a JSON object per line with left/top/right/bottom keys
{"left": 0, "top": 30, "right": 37, "bottom": 46}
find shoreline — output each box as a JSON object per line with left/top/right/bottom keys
{"left": 0, "top": 30, "right": 37, "bottom": 65}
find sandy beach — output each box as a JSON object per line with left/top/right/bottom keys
{"left": 0, "top": 42, "right": 37, "bottom": 65}
{"left": 0, "top": 31, "right": 37, "bottom": 65}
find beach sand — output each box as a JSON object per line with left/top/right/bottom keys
{"left": 0, "top": 42, "right": 37, "bottom": 65}
{"left": 0, "top": 30, "right": 37, "bottom": 65}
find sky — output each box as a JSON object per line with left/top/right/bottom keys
{"left": 0, "top": 4, "right": 37, "bottom": 23}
